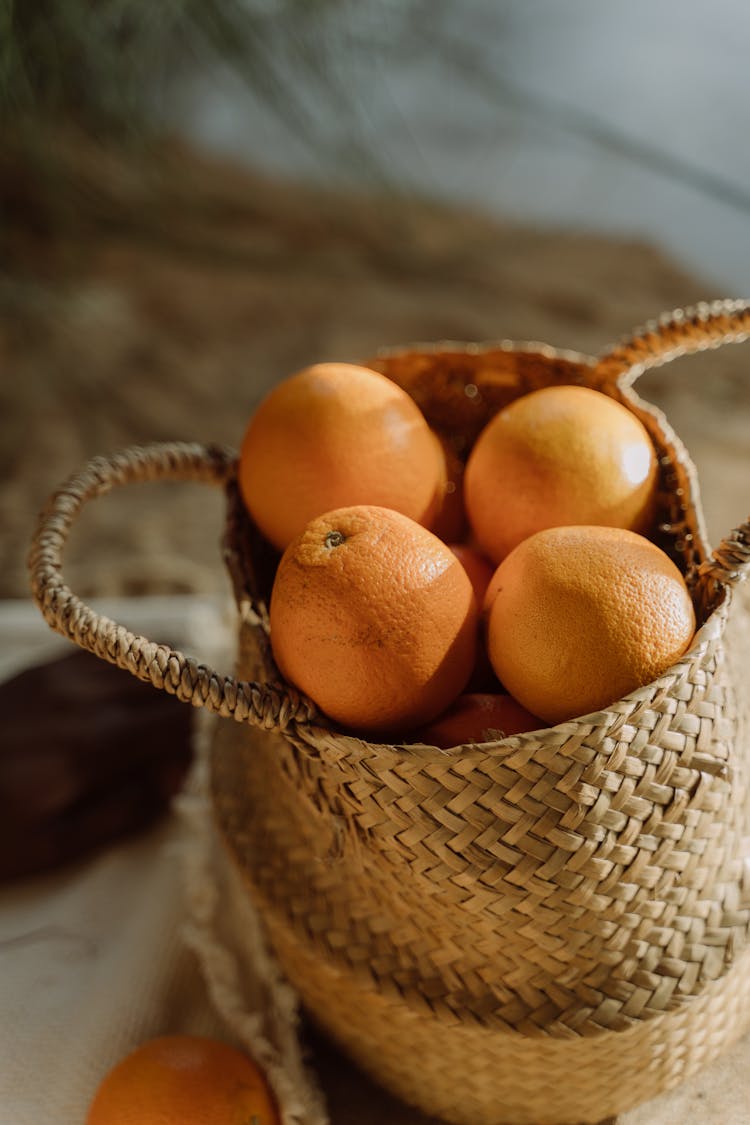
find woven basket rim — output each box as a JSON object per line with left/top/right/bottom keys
{"left": 262, "top": 584, "right": 731, "bottom": 778}
{"left": 373, "top": 589, "right": 731, "bottom": 755}
{"left": 371, "top": 337, "right": 597, "bottom": 368}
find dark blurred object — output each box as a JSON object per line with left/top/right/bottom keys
{"left": 0, "top": 648, "right": 193, "bottom": 882}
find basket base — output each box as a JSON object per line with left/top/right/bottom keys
{"left": 219, "top": 843, "right": 750, "bottom": 1125}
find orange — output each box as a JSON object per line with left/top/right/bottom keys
{"left": 86, "top": 1035, "right": 279, "bottom": 1125}
{"left": 464, "top": 385, "right": 659, "bottom": 562}
{"left": 269, "top": 505, "right": 478, "bottom": 734}
{"left": 413, "top": 692, "right": 542, "bottom": 747}
{"left": 449, "top": 544, "right": 495, "bottom": 608}
{"left": 238, "top": 362, "right": 446, "bottom": 551}
{"left": 486, "top": 525, "right": 695, "bottom": 725}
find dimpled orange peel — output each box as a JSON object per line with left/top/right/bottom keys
{"left": 464, "top": 384, "right": 659, "bottom": 562}
{"left": 486, "top": 525, "right": 695, "bottom": 725}
{"left": 269, "top": 505, "right": 479, "bottom": 734}
{"left": 239, "top": 362, "right": 446, "bottom": 551}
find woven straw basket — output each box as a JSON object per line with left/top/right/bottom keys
{"left": 30, "top": 300, "right": 750, "bottom": 1125}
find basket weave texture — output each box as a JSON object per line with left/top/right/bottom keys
{"left": 28, "top": 301, "right": 750, "bottom": 1124}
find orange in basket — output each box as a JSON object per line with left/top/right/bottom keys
{"left": 269, "top": 505, "right": 478, "bottom": 734}
{"left": 486, "top": 524, "right": 696, "bottom": 725}
{"left": 238, "top": 361, "right": 446, "bottom": 550}
{"left": 464, "top": 383, "right": 659, "bottom": 562}
{"left": 413, "top": 691, "right": 542, "bottom": 747}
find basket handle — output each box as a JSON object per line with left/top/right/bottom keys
{"left": 28, "top": 442, "right": 317, "bottom": 732}
{"left": 594, "top": 299, "right": 750, "bottom": 590}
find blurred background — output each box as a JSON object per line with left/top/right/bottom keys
{"left": 2, "top": 0, "right": 749, "bottom": 602}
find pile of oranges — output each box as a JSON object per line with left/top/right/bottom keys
{"left": 238, "top": 361, "right": 696, "bottom": 743}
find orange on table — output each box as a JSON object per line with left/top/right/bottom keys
{"left": 449, "top": 543, "right": 495, "bottom": 608}
{"left": 86, "top": 1034, "right": 279, "bottom": 1125}
{"left": 464, "top": 384, "right": 659, "bottom": 562}
{"left": 414, "top": 692, "right": 542, "bottom": 748}
{"left": 238, "top": 361, "right": 446, "bottom": 551}
{"left": 269, "top": 505, "right": 478, "bottom": 734}
{"left": 486, "top": 525, "right": 696, "bottom": 725}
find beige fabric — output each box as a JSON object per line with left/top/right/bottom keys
{"left": 0, "top": 597, "right": 326, "bottom": 1125}
{"left": 178, "top": 730, "right": 328, "bottom": 1125}
{"left": 0, "top": 817, "right": 225, "bottom": 1124}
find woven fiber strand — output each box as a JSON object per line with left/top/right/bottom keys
{"left": 28, "top": 301, "right": 750, "bottom": 1124}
